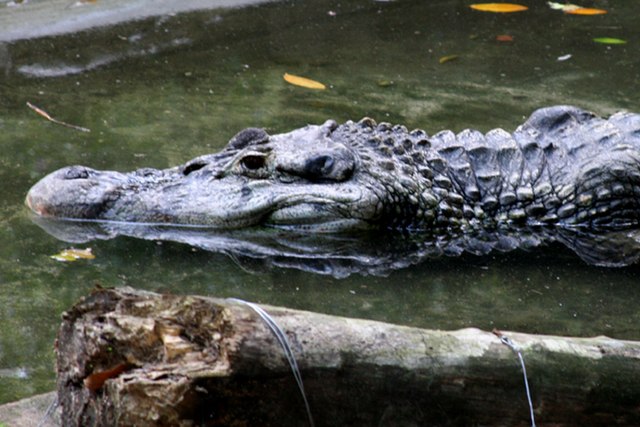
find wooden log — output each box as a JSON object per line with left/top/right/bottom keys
{"left": 56, "top": 286, "right": 640, "bottom": 426}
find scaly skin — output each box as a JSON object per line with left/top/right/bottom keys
{"left": 26, "top": 106, "right": 640, "bottom": 233}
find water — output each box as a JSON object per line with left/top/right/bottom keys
{"left": 1, "top": 0, "right": 639, "bottom": 404}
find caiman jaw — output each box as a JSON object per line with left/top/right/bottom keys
{"left": 264, "top": 194, "right": 371, "bottom": 232}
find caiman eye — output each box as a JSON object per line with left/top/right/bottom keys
{"left": 241, "top": 155, "right": 266, "bottom": 170}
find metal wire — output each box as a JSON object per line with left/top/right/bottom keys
{"left": 499, "top": 335, "right": 536, "bottom": 427}
{"left": 229, "top": 298, "right": 315, "bottom": 427}
{"left": 36, "top": 394, "right": 58, "bottom": 427}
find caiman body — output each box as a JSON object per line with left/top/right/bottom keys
{"left": 27, "top": 106, "right": 640, "bottom": 235}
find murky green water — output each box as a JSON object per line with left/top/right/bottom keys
{"left": 1, "top": 0, "right": 639, "bottom": 404}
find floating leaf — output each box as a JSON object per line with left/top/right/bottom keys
{"left": 547, "top": 1, "right": 580, "bottom": 11}
{"left": 565, "top": 7, "right": 607, "bottom": 15}
{"left": 469, "top": 3, "right": 528, "bottom": 13}
{"left": 593, "top": 37, "right": 626, "bottom": 45}
{"left": 547, "top": 1, "right": 569, "bottom": 10}
{"left": 439, "top": 55, "right": 459, "bottom": 64}
{"left": 496, "top": 34, "right": 514, "bottom": 42}
{"left": 283, "top": 73, "right": 326, "bottom": 90}
{"left": 547, "top": 2, "right": 606, "bottom": 14}
{"left": 51, "top": 248, "right": 95, "bottom": 262}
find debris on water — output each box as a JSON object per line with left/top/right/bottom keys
{"left": 438, "top": 54, "right": 459, "bottom": 64}
{"left": 593, "top": 37, "right": 627, "bottom": 45}
{"left": 283, "top": 73, "right": 326, "bottom": 90}
{"left": 0, "top": 367, "right": 29, "bottom": 379}
{"left": 496, "top": 34, "right": 514, "bottom": 42}
{"left": 376, "top": 79, "right": 395, "bottom": 87}
{"left": 26, "top": 102, "right": 91, "bottom": 133}
{"left": 565, "top": 7, "right": 607, "bottom": 15}
{"left": 469, "top": 3, "right": 528, "bottom": 13}
{"left": 50, "top": 247, "right": 96, "bottom": 262}
{"left": 547, "top": 2, "right": 607, "bottom": 15}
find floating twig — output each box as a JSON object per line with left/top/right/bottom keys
{"left": 26, "top": 101, "right": 91, "bottom": 133}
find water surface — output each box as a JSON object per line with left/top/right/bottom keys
{"left": 1, "top": 0, "right": 639, "bottom": 403}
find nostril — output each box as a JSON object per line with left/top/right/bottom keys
{"left": 278, "top": 148, "right": 354, "bottom": 183}
{"left": 64, "top": 166, "right": 90, "bottom": 180}
{"left": 304, "top": 155, "right": 334, "bottom": 180}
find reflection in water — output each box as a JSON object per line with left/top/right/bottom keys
{"left": 18, "top": 38, "right": 192, "bottom": 78}
{"left": 31, "top": 215, "right": 640, "bottom": 277}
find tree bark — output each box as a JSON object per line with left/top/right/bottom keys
{"left": 56, "top": 286, "right": 640, "bottom": 426}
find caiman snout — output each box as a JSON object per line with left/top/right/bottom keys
{"left": 26, "top": 166, "right": 123, "bottom": 219}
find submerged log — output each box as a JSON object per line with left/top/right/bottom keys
{"left": 56, "top": 287, "right": 640, "bottom": 426}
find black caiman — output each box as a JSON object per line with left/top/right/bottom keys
{"left": 25, "top": 106, "right": 640, "bottom": 272}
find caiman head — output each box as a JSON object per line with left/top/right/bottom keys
{"left": 26, "top": 119, "right": 417, "bottom": 232}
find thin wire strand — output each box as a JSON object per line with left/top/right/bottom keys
{"left": 229, "top": 298, "right": 315, "bottom": 427}
{"left": 500, "top": 335, "right": 536, "bottom": 427}
{"left": 517, "top": 352, "right": 536, "bottom": 427}
{"left": 36, "top": 394, "right": 58, "bottom": 427}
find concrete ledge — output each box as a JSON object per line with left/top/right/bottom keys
{"left": 0, "top": 0, "right": 272, "bottom": 42}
